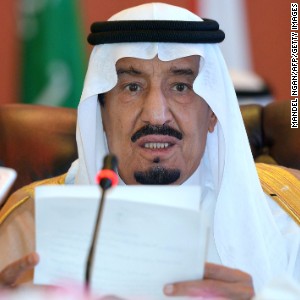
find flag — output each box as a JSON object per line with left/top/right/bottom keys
{"left": 20, "top": 0, "right": 86, "bottom": 108}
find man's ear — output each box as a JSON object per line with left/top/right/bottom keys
{"left": 208, "top": 111, "right": 217, "bottom": 133}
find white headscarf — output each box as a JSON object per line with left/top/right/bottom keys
{"left": 66, "top": 3, "right": 288, "bottom": 291}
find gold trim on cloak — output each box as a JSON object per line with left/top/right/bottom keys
{"left": 256, "top": 163, "right": 300, "bottom": 226}
{"left": 0, "top": 174, "right": 66, "bottom": 225}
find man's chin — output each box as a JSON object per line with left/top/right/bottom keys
{"left": 134, "top": 166, "right": 180, "bottom": 185}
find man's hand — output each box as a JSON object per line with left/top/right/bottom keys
{"left": 0, "top": 252, "right": 39, "bottom": 287}
{"left": 163, "top": 262, "right": 254, "bottom": 300}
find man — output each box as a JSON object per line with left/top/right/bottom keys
{"left": 0, "top": 3, "right": 299, "bottom": 299}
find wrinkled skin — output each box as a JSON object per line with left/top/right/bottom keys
{"left": 101, "top": 56, "right": 217, "bottom": 185}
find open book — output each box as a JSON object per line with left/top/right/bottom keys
{"left": 34, "top": 185, "right": 208, "bottom": 300}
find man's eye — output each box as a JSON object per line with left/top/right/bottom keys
{"left": 125, "top": 83, "right": 140, "bottom": 92}
{"left": 173, "top": 83, "right": 189, "bottom": 92}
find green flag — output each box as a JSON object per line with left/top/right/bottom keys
{"left": 20, "top": 0, "right": 86, "bottom": 108}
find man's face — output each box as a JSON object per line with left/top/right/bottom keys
{"left": 101, "top": 55, "right": 217, "bottom": 185}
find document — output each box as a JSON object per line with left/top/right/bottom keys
{"left": 34, "top": 185, "right": 208, "bottom": 300}
{"left": 0, "top": 167, "right": 17, "bottom": 205}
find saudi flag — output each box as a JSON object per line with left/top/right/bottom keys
{"left": 20, "top": 0, "right": 86, "bottom": 108}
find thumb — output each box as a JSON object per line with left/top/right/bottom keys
{"left": 0, "top": 252, "right": 39, "bottom": 287}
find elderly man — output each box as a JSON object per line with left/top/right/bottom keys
{"left": 0, "top": 3, "right": 299, "bottom": 299}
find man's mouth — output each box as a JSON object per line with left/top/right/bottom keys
{"left": 136, "top": 136, "right": 177, "bottom": 163}
{"left": 131, "top": 124, "right": 183, "bottom": 143}
{"left": 143, "top": 142, "right": 172, "bottom": 149}
{"left": 132, "top": 125, "right": 181, "bottom": 160}
{"left": 136, "top": 135, "right": 177, "bottom": 151}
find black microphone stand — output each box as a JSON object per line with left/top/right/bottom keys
{"left": 85, "top": 185, "right": 108, "bottom": 288}
{"left": 84, "top": 155, "right": 118, "bottom": 291}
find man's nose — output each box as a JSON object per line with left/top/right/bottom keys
{"left": 140, "top": 87, "right": 172, "bottom": 125}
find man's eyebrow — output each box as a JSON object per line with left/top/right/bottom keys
{"left": 169, "top": 67, "right": 195, "bottom": 76}
{"left": 116, "top": 66, "right": 142, "bottom": 76}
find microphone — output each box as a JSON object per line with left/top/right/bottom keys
{"left": 95, "top": 154, "right": 118, "bottom": 190}
{"left": 85, "top": 154, "right": 118, "bottom": 289}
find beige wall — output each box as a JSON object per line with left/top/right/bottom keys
{"left": 0, "top": 0, "right": 291, "bottom": 104}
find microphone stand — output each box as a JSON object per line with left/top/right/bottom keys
{"left": 85, "top": 186, "right": 107, "bottom": 288}
{"left": 84, "top": 154, "right": 118, "bottom": 292}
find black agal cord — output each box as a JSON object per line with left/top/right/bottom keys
{"left": 88, "top": 19, "right": 225, "bottom": 45}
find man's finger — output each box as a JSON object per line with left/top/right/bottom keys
{"left": 164, "top": 280, "right": 218, "bottom": 298}
{"left": 164, "top": 264, "right": 254, "bottom": 299}
{"left": 0, "top": 252, "right": 39, "bottom": 287}
{"left": 164, "top": 279, "right": 254, "bottom": 300}
{"left": 204, "top": 262, "right": 251, "bottom": 282}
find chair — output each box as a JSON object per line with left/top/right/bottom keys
{"left": 0, "top": 104, "right": 77, "bottom": 195}
{"left": 0, "top": 101, "right": 299, "bottom": 198}
{"left": 240, "top": 101, "right": 300, "bottom": 169}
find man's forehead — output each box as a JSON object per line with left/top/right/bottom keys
{"left": 115, "top": 55, "right": 200, "bottom": 73}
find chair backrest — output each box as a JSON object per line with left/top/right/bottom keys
{"left": 240, "top": 101, "right": 300, "bottom": 169}
{"left": 0, "top": 104, "right": 77, "bottom": 194}
{"left": 0, "top": 101, "right": 299, "bottom": 198}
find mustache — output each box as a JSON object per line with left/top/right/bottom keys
{"left": 131, "top": 124, "right": 183, "bottom": 143}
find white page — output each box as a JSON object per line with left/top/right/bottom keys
{"left": 0, "top": 167, "right": 17, "bottom": 205}
{"left": 34, "top": 185, "right": 207, "bottom": 300}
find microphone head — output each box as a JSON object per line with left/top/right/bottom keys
{"left": 96, "top": 154, "right": 119, "bottom": 190}
{"left": 102, "top": 154, "right": 118, "bottom": 173}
